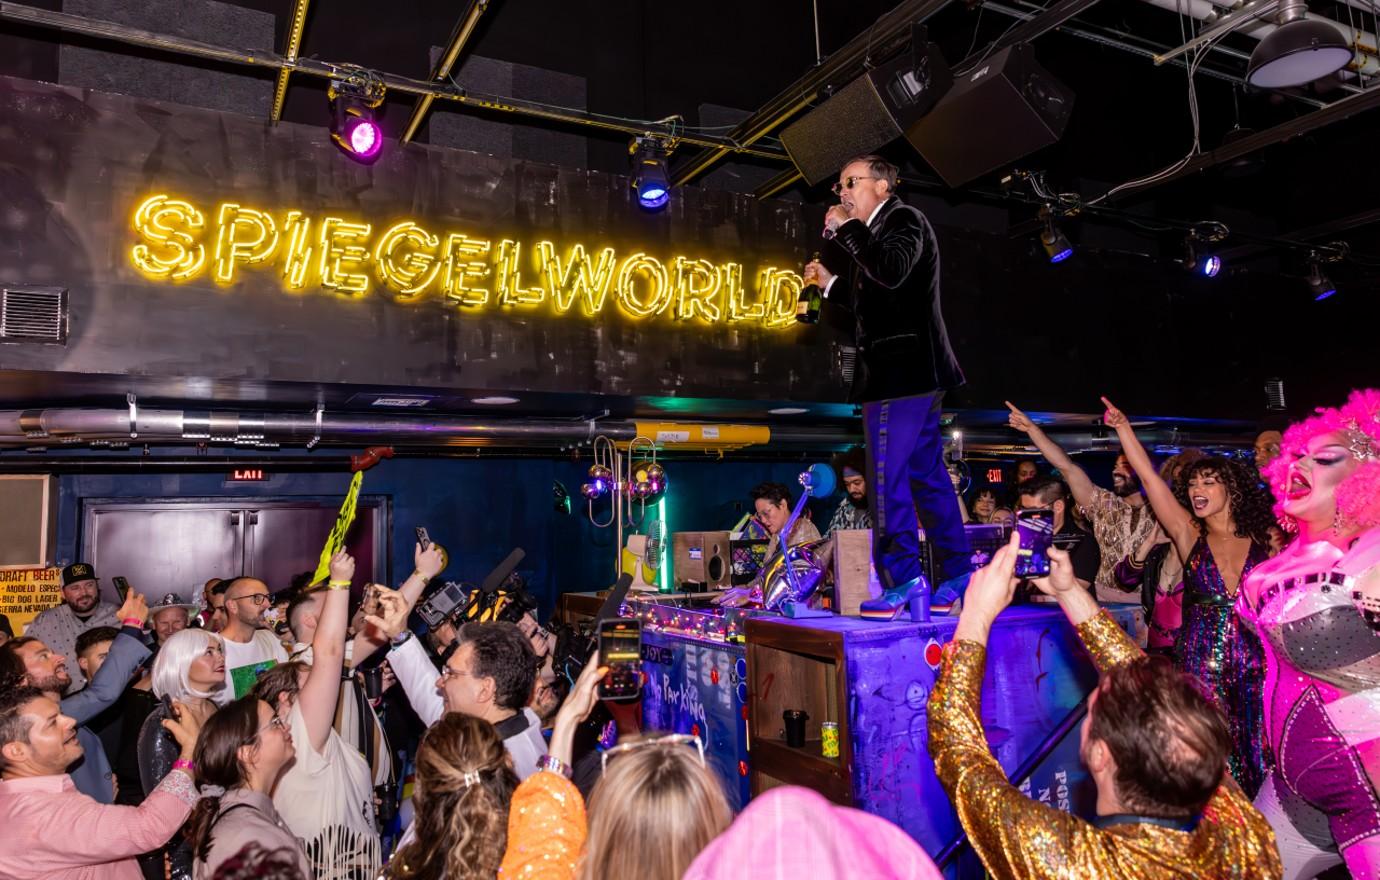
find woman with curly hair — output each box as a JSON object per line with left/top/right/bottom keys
{"left": 1103, "top": 397, "right": 1277, "bottom": 798}
{"left": 1238, "top": 389, "right": 1380, "bottom": 879}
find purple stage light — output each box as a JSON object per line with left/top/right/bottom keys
{"left": 348, "top": 120, "right": 381, "bottom": 158}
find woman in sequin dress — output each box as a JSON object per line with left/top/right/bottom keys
{"left": 1104, "top": 397, "right": 1279, "bottom": 798}
{"left": 1239, "top": 389, "right": 1380, "bottom": 879}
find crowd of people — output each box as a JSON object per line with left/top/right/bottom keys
{"left": 0, "top": 388, "right": 1377, "bottom": 879}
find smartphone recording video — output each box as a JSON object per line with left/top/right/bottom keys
{"left": 1013, "top": 508, "right": 1055, "bottom": 578}
{"left": 596, "top": 618, "right": 643, "bottom": 701}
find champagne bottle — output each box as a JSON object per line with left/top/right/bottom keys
{"left": 795, "top": 251, "right": 823, "bottom": 325}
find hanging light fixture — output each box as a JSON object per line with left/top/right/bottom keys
{"left": 1039, "top": 206, "right": 1073, "bottom": 264}
{"left": 1306, "top": 256, "right": 1337, "bottom": 300}
{"left": 1247, "top": 1, "right": 1352, "bottom": 89}
{"left": 329, "top": 68, "right": 386, "bottom": 164}
{"left": 630, "top": 136, "right": 673, "bottom": 211}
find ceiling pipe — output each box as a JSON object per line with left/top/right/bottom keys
{"left": 0, "top": 406, "right": 863, "bottom": 452}
{"left": 400, "top": 0, "right": 491, "bottom": 144}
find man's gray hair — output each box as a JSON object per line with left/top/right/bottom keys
{"left": 844, "top": 154, "right": 899, "bottom": 192}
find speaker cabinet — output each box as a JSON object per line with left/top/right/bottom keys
{"left": 672, "top": 531, "right": 733, "bottom": 590}
{"left": 0, "top": 476, "right": 58, "bottom": 569}
{"left": 781, "top": 46, "right": 952, "bottom": 186}
{"left": 904, "top": 43, "right": 1073, "bottom": 188}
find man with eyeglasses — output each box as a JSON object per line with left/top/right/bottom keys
{"left": 23, "top": 563, "right": 121, "bottom": 692}
{"left": 370, "top": 595, "right": 549, "bottom": 780}
{"left": 802, "top": 154, "right": 970, "bottom": 600}
{"left": 214, "top": 576, "right": 288, "bottom": 704}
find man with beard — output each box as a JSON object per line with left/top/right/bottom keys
{"left": 0, "top": 590, "right": 151, "bottom": 803}
{"left": 826, "top": 447, "right": 873, "bottom": 537}
{"left": 1006, "top": 402, "right": 1158, "bottom": 602}
{"left": 23, "top": 564, "right": 121, "bottom": 692}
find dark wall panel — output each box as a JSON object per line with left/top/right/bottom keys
{"left": 0, "top": 75, "right": 847, "bottom": 404}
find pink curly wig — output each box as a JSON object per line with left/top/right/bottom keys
{"left": 1266, "top": 388, "right": 1380, "bottom": 531}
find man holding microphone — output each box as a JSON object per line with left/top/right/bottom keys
{"left": 804, "top": 154, "right": 969, "bottom": 605}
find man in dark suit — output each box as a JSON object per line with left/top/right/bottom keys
{"left": 805, "top": 154, "right": 970, "bottom": 596}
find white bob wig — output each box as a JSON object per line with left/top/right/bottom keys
{"left": 151, "top": 628, "right": 225, "bottom": 701}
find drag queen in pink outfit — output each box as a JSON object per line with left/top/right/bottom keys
{"left": 1239, "top": 389, "right": 1380, "bottom": 879}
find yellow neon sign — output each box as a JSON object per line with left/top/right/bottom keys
{"left": 128, "top": 194, "right": 802, "bottom": 329}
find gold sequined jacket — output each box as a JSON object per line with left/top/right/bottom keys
{"left": 927, "top": 611, "right": 1282, "bottom": 879}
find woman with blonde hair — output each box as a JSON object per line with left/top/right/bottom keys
{"left": 385, "top": 713, "right": 519, "bottom": 880}
{"left": 579, "top": 736, "right": 732, "bottom": 880}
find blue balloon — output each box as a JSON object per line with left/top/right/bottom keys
{"left": 804, "top": 462, "right": 837, "bottom": 498}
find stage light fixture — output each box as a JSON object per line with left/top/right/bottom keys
{"left": 1247, "top": 1, "right": 1351, "bottom": 89}
{"left": 329, "top": 71, "right": 386, "bottom": 164}
{"left": 1041, "top": 218, "right": 1074, "bottom": 264}
{"left": 1306, "top": 259, "right": 1337, "bottom": 301}
{"left": 1181, "top": 240, "right": 1222, "bottom": 277}
{"left": 630, "top": 136, "right": 673, "bottom": 211}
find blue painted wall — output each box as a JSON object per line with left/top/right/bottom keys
{"left": 54, "top": 457, "right": 832, "bottom": 620}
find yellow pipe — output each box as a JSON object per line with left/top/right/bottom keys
{"left": 631, "top": 422, "right": 770, "bottom": 450}
{"left": 270, "top": 0, "right": 311, "bottom": 122}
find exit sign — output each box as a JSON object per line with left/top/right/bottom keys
{"left": 228, "top": 468, "right": 268, "bottom": 482}
{"left": 986, "top": 468, "right": 1004, "bottom": 483}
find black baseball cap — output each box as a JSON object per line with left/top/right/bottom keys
{"left": 61, "top": 563, "right": 97, "bottom": 587}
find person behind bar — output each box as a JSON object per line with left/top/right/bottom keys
{"left": 927, "top": 533, "right": 1281, "bottom": 879}
{"left": 803, "top": 154, "right": 969, "bottom": 610}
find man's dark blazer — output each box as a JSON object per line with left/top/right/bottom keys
{"left": 829, "top": 196, "right": 965, "bottom": 403}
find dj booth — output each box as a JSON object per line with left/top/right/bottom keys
{"left": 562, "top": 587, "right": 1143, "bottom": 873}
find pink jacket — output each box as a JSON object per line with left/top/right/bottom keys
{"left": 0, "top": 768, "right": 199, "bottom": 879}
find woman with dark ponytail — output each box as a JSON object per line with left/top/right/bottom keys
{"left": 384, "top": 713, "right": 519, "bottom": 880}
{"left": 186, "top": 695, "right": 309, "bottom": 879}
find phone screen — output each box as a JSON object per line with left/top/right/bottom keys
{"left": 1013, "top": 508, "right": 1055, "bottom": 578}
{"left": 597, "top": 618, "right": 643, "bottom": 700}
{"left": 113, "top": 576, "right": 130, "bottom": 603}
{"left": 415, "top": 526, "right": 431, "bottom": 551}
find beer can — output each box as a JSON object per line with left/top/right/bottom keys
{"left": 821, "top": 721, "right": 840, "bottom": 758}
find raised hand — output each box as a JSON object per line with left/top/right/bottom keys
{"left": 116, "top": 589, "right": 149, "bottom": 625}
{"left": 556, "top": 652, "right": 610, "bottom": 728}
{"left": 363, "top": 587, "right": 409, "bottom": 640}
{"left": 1005, "top": 401, "right": 1035, "bottom": 434}
{"left": 414, "top": 542, "right": 445, "bottom": 580}
{"left": 1101, "top": 396, "right": 1130, "bottom": 431}
{"left": 962, "top": 531, "right": 1022, "bottom": 625}
{"left": 1030, "top": 546, "right": 1082, "bottom": 599}
{"left": 328, "top": 550, "right": 356, "bottom": 584}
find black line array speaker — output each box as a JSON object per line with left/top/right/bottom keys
{"left": 904, "top": 43, "right": 1074, "bottom": 188}
{"left": 780, "top": 44, "right": 952, "bottom": 186}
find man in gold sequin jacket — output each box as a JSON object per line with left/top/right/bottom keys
{"left": 928, "top": 534, "right": 1282, "bottom": 879}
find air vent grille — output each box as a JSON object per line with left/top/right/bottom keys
{"left": 1, "top": 286, "right": 68, "bottom": 344}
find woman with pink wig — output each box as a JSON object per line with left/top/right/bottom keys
{"left": 1239, "top": 388, "right": 1380, "bottom": 879}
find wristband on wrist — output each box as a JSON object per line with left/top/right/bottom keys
{"left": 327, "top": 580, "right": 351, "bottom": 591}
{"left": 122, "top": 617, "right": 143, "bottom": 628}
{"left": 172, "top": 759, "right": 195, "bottom": 772}
{"left": 537, "top": 754, "right": 573, "bottom": 779}
{"left": 390, "top": 630, "right": 414, "bottom": 648}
